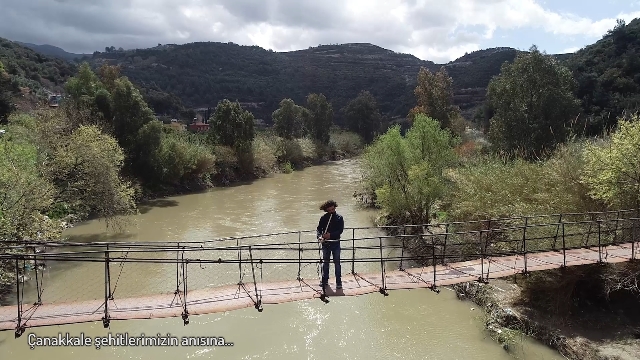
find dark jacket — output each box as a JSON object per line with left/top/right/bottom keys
{"left": 316, "top": 212, "right": 344, "bottom": 241}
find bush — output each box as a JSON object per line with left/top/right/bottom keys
{"left": 360, "top": 114, "right": 458, "bottom": 225}
{"left": 296, "top": 137, "right": 317, "bottom": 161}
{"left": 445, "top": 140, "right": 602, "bottom": 221}
{"left": 329, "top": 130, "right": 364, "bottom": 156}
{"left": 252, "top": 133, "right": 278, "bottom": 175}
{"left": 155, "top": 131, "right": 216, "bottom": 184}
{"left": 581, "top": 115, "right": 640, "bottom": 210}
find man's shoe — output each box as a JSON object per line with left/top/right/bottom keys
{"left": 336, "top": 284, "right": 343, "bottom": 290}
{"left": 319, "top": 282, "right": 327, "bottom": 287}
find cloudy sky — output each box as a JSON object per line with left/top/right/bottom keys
{"left": 1, "top": 0, "right": 639, "bottom": 63}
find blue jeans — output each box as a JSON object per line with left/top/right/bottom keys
{"left": 321, "top": 241, "right": 341, "bottom": 286}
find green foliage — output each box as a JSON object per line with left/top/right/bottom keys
{"left": 110, "top": 76, "right": 157, "bottom": 150}
{"left": 0, "top": 121, "right": 58, "bottom": 243}
{"left": 410, "top": 66, "right": 461, "bottom": 131}
{"left": 282, "top": 161, "right": 294, "bottom": 174}
{"left": 278, "top": 139, "right": 305, "bottom": 169}
{"left": 329, "top": 129, "right": 364, "bottom": 156}
{"left": 0, "top": 61, "right": 14, "bottom": 123}
{"left": 581, "top": 115, "right": 640, "bottom": 209}
{"left": 272, "top": 98, "right": 305, "bottom": 139}
{"left": 132, "top": 120, "right": 163, "bottom": 180}
{"left": 155, "top": 130, "right": 216, "bottom": 184}
{"left": 342, "top": 90, "right": 383, "bottom": 143}
{"left": 0, "top": 37, "right": 76, "bottom": 98}
{"left": 208, "top": 99, "right": 255, "bottom": 149}
{"left": 360, "top": 114, "right": 458, "bottom": 224}
{"left": 64, "top": 63, "right": 102, "bottom": 106}
{"left": 252, "top": 133, "right": 279, "bottom": 174}
{"left": 304, "top": 93, "right": 333, "bottom": 144}
{"left": 47, "top": 125, "right": 136, "bottom": 220}
{"left": 487, "top": 45, "right": 581, "bottom": 159}
{"left": 566, "top": 18, "right": 640, "bottom": 135}
{"left": 445, "top": 143, "right": 600, "bottom": 221}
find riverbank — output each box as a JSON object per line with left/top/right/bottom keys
{"left": 452, "top": 276, "right": 640, "bottom": 360}
{"left": 135, "top": 131, "right": 363, "bottom": 202}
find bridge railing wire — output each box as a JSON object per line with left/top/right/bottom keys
{"left": 1, "top": 209, "right": 639, "bottom": 336}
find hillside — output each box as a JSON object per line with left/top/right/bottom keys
{"left": 83, "top": 42, "right": 521, "bottom": 123}
{"left": 0, "top": 38, "right": 77, "bottom": 111}
{"left": 14, "top": 22, "right": 639, "bottom": 129}
{"left": 14, "top": 42, "right": 90, "bottom": 62}
{"left": 565, "top": 18, "right": 640, "bottom": 135}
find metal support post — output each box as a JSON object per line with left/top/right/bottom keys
{"left": 632, "top": 220, "right": 636, "bottom": 261}
{"left": 351, "top": 228, "right": 356, "bottom": 275}
{"left": 248, "top": 246, "right": 263, "bottom": 311}
{"left": 562, "top": 223, "right": 567, "bottom": 268}
{"left": 399, "top": 226, "right": 406, "bottom": 271}
{"left": 442, "top": 224, "right": 449, "bottom": 266}
{"left": 598, "top": 220, "right": 603, "bottom": 264}
{"left": 237, "top": 239, "right": 243, "bottom": 285}
{"left": 522, "top": 217, "right": 529, "bottom": 275}
{"left": 32, "top": 247, "right": 42, "bottom": 305}
{"left": 297, "top": 231, "right": 302, "bottom": 281}
{"left": 553, "top": 214, "right": 562, "bottom": 249}
{"left": 106, "top": 244, "right": 113, "bottom": 300}
{"left": 430, "top": 236, "right": 440, "bottom": 294}
{"left": 175, "top": 242, "right": 180, "bottom": 295}
{"left": 181, "top": 249, "right": 189, "bottom": 325}
{"left": 102, "top": 250, "right": 110, "bottom": 328}
{"left": 378, "top": 237, "right": 388, "bottom": 296}
{"left": 15, "top": 258, "right": 24, "bottom": 338}
{"left": 479, "top": 229, "right": 484, "bottom": 283}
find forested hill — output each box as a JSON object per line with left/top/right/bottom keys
{"left": 0, "top": 38, "right": 76, "bottom": 99}
{"left": 565, "top": 18, "right": 640, "bottom": 135}
{"left": 6, "top": 16, "right": 639, "bottom": 127}
{"left": 84, "top": 42, "right": 520, "bottom": 122}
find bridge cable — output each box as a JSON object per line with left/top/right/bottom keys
{"left": 109, "top": 247, "right": 131, "bottom": 298}
{"left": 18, "top": 258, "right": 45, "bottom": 330}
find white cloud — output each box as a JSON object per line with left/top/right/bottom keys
{"left": 561, "top": 46, "right": 581, "bottom": 53}
{"left": 0, "top": 0, "right": 638, "bottom": 63}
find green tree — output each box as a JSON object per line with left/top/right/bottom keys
{"left": 487, "top": 45, "right": 580, "bottom": 159}
{"left": 360, "top": 114, "right": 458, "bottom": 224}
{"left": 0, "top": 61, "right": 15, "bottom": 124}
{"left": 581, "top": 116, "right": 640, "bottom": 210}
{"left": 304, "top": 93, "right": 333, "bottom": 144}
{"left": 0, "top": 124, "right": 58, "bottom": 243}
{"left": 409, "top": 67, "right": 461, "bottom": 130}
{"left": 208, "top": 99, "right": 255, "bottom": 148}
{"left": 48, "top": 125, "right": 136, "bottom": 221}
{"left": 64, "top": 62, "right": 103, "bottom": 110}
{"left": 342, "top": 90, "right": 383, "bottom": 143}
{"left": 110, "top": 77, "right": 157, "bottom": 151}
{"left": 272, "top": 98, "right": 305, "bottom": 139}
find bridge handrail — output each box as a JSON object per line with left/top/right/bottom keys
{"left": 1, "top": 213, "right": 638, "bottom": 250}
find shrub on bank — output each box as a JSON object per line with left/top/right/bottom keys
{"left": 359, "top": 114, "right": 459, "bottom": 225}
{"left": 155, "top": 131, "right": 216, "bottom": 184}
{"left": 329, "top": 130, "right": 364, "bottom": 157}
{"left": 444, "top": 140, "right": 602, "bottom": 222}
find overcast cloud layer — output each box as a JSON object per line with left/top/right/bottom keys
{"left": 1, "top": 0, "right": 640, "bottom": 62}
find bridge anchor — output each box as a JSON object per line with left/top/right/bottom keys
{"left": 102, "top": 315, "right": 110, "bottom": 329}
{"left": 14, "top": 325, "right": 25, "bottom": 339}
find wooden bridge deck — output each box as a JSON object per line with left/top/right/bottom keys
{"left": 0, "top": 242, "right": 637, "bottom": 331}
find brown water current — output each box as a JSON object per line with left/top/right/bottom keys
{"left": 0, "top": 159, "right": 565, "bottom": 359}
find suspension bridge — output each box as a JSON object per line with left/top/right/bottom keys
{"left": 0, "top": 209, "right": 638, "bottom": 338}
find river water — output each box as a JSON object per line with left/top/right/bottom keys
{"left": 0, "top": 159, "right": 563, "bottom": 359}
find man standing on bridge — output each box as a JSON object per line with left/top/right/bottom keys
{"left": 317, "top": 200, "right": 344, "bottom": 290}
